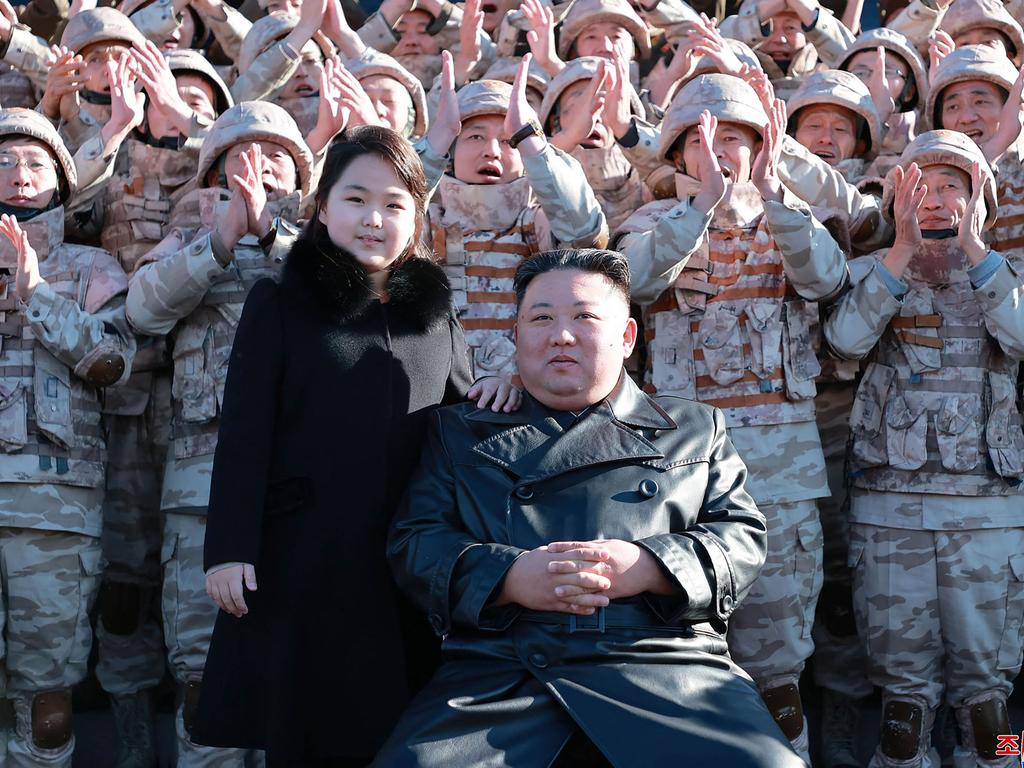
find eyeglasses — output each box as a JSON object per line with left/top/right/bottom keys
{"left": 849, "top": 65, "right": 908, "bottom": 81}
{"left": 0, "top": 155, "right": 57, "bottom": 174}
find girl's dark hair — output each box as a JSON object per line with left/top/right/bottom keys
{"left": 305, "top": 125, "right": 432, "bottom": 266}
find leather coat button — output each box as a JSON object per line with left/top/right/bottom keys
{"left": 720, "top": 595, "right": 734, "bottom": 614}
{"left": 528, "top": 653, "right": 548, "bottom": 669}
{"left": 515, "top": 485, "right": 534, "bottom": 500}
{"left": 638, "top": 479, "right": 659, "bottom": 498}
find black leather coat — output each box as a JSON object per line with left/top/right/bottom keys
{"left": 375, "top": 375, "right": 805, "bottom": 767}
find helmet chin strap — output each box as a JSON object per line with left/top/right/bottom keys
{"left": 921, "top": 228, "right": 957, "bottom": 239}
{"left": 80, "top": 89, "right": 112, "bottom": 105}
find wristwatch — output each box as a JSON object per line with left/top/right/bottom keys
{"left": 507, "top": 119, "right": 544, "bottom": 149}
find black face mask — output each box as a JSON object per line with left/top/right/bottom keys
{"left": 0, "top": 202, "right": 45, "bottom": 221}
{"left": 921, "top": 228, "right": 957, "bottom": 239}
{"left": 137, "top": 130, "right": 180, "bottom": 150}
{"left": 80, "top": 90, "right": 112, "bottom": 105}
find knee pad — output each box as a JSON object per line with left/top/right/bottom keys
{"left": 818, "top": 580, "right": 858, "bottom": 638}
{"left": 30, "top": 690, "right": 72, "bottom": 751}
{"left": 762, "top": 680, "right": 805, "bottom": 741}
{"left": 879, "top": 696, "right": 930, "bottom": 761}
{"left": 181, "top": 680, "right": 202, "bottom": 734}
{"left": 957, "top": 690, "right": 1010, "bottom": 761}
{"left": 100, "top": 580, "right": 143, "bottom": 636}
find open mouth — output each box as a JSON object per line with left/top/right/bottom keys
{"left": 481, "top": 2, "right": 498, "bottom": 12}
{"left": 720, "top": 167, "right": 733, "bottom": 180}
{"left": 963, "top": 129, "right": 984, "bottom": 141}
{"left": 294, "top": 83, "right": 315, "bottom": 95}
{"left": 478, "top": 165, "right": 502, "bottom": 180}
{"left": 814, "top": 149, "right": 836, "bottom": 161}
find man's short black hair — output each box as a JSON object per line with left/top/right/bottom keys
{"left": 513, "top": 249, "right": 631, "bottom": 307}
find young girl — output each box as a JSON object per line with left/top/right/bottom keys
{"left": 193, "top": 126, "right": 514, "bottom": 766}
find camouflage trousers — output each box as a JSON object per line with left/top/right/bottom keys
{"left": 0, "top": 526, "right": 103, "bottom": 768}
{"left": 162, "top": 512, "right": 258, "bottom": 768}
{"left": 97, "top": 379, "right": 171, "bottom": 696}
{"left": 850, "top": 513, "right": 1024, "bottom": 767}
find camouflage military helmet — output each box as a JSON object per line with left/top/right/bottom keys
{"left": 658, "top": 74, "right": 767, "bottom": 163}
{"left": 0, "top": 109, "right": 77, "bottom": 204}
{"left": 787, "top": 70, "right": 883, "bottom": 157}
{"left": 538, "top": 56, "right": 641, "bottom": 128}
{"left": 557, "top": 0, "right": 651, "bottom": 60}
{"left": 61, "top": 7, "right": 145, "bottom": 54}
{"left": 165, "top": 49, "right": 233, "bottom": 115}
{"left": 483, "top": 57, "right": 550, "bottom": 98}
{"left": 881, "top": 129, "right": 997, "bottom": 230}
{"left": 456, "top": 79, "right": 512, "bottom": 123}
{"left": 940, "top": 0, "right": 1024, "bottom": 66}
{"left": 237, "top": 12, "right": 334, "bottom": 74}
{"left": 925, "top": 45, "right": 1019, "bottom": 130}
{"left": 344, "top": 50, "right": 428, "bottom": 139}
{"left": 839, "top": 28, "right": 928, "bottom": 112}
{"left": 196, "top": 101, "right": 314, "bottom": 196}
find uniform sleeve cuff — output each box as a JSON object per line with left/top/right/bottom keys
{"left": 967, "top": 250, "right": 1004, "bottom": 288}
{"left": 874, "top": 260, "right": 908, "bottom": 298}
{"left": 24, "top": 280, "right": 56, "bottom": 324}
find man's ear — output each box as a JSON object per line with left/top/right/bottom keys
{"left": 622, "top": 315, "right": 638, "bottom": 358}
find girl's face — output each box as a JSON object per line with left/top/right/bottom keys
{"left": 318, "top": 153, "right": 418, "bottom": 273}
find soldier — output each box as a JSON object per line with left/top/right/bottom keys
{"left": 839, "top": 28, "right": 929, "bottom": 173}
{"left": 614, "top": 73, "right": 849, "bottom": 763}
{"left": 786, "top": 68, "right": 883, "bottom": 179}
{"left": 125, "top": 101, "right": 312, "bottom": 767}
{"left": 343, "top": 48, "right": 428, "bottom": 140}
{"left": 0, "top": 107, "right": 135, "bottom": 768}
{"left": 538, "top": 55, "right": 650, "bottom": 231}
{"left": 939, "top": 0, "right": 1024, "bottom": 66}
{"left": 419, "top": 54, "right": 607, "bottom": 382}
{"left": 822, "top": 129, "right": 1024, "bottom": 768}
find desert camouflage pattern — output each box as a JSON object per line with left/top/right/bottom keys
{"left": 124, "top": 0, "right": 184, "bottom": 47}
{"left": 787, "top": 69, "right": 884, "bottom": 158}
{"left": 231, "top": 38, "right": 303, "bottom": 106}
{"left": 991, "top": 164, "right": 1024, "bottom": 261}
{"left": 0, "top": 64, "right": 37, "bottom": 110}
{"left": 719, "top": 0, "right": 855, "bottom": 69}
{"left": 925, "top": 45, "right": 1019, "bottom": 135}
{"left": 556, "top": 0, "right": 651, "bottom": 59}
{"left": 161, "top": 512, "right": 251, "bottom": 767}
{"left": 570, "top": 145, "right": 651, "bottom": 233}
{"left": 850, "top": 519, "right": 1024, "bottom": 765}
{"left": 430, "top": 145, "right": 607, "bottom": 380}
{"left": 0, "top": 209, "right": 134, "bottom": 530}
{"left": 1, "top": 25, "right": 54, "bottom": 91}
{"left": 825, "top": 248, "right": 1024, "bottom": 506}
{"left": 347, "top": 48, "right": 429, "bottom": 140}
{"left": 940, "top": 0, "right": 1024, "bottom": 66}
{"left": 60, "top": 8, "right": 145, "bottom": 57}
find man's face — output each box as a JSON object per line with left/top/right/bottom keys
{"left": 572, "top": 21, "right": 635, "bottom": 61}
{"left": 361, "top": 74, "right": 413, "bottom": 135}
{"left": 954, "top": 28, "right": 1014, "bottom": 61}
{"left": 515, "top": 268, "right": 637, "bottom": 411}
{"left": 220, "top": 140, "right": 298, "bottom": 199}
{"left": 0, "top": 138, "right": 59, "bottom": 208}
{"left": 281, "top": 46, "right": 323, "bottom": 99}
{"left": 481, "top": 0, "right": 520, "bottom": 33}
{"left": 759, "top": 11, "right": 805, "bottom": 63}
{"left": 161, "top": 8, "right": 197, "bottom": 49}
{"left": 452, "top": 115, "right": 525, "bottom": 184}
{"left": 146, "top": 73, "right": 218, "bottom": 138}
{"left": 393, "top": 10, "right": 440, "bottom": 56}
{"left": 916, "top": 164, "right": 971, "bottom": 230}
{"left": 793, "top": 105, "right": 862, "bottom": 165}
{"left": 79, "top": 43, "right": 130, "bottom": 92}
{"left": 680, "top": 121, "right": 761, "bottom": 184}
{"left": 846, "top": 49, "right": 911, "bottom": 105}
{"left": 939, "top": 80, "right": 1006, "bottom": 144}
{"left": 555, "top": 80, "right": 612, "bottom": 148}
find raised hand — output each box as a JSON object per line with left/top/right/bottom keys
{"left": 307, "top": 56, "right": 350, "bottom": 155}
{"left": 41, "top": 46, "right": 83, "bottom": 122}
{"left": 866, "top": 46, "right": 895, "bottom": 124}
{"left": 983, "top": 62, "right": 1024, "bottom": 163}
{"left": 751, "top": 98, "right": 786, "bottom": 202}
{"left": 550, "top": 60, "right": 610, "bottom": 152}
{"left": 453, "top": 0, "right": 484, "bottom": 85}
{"left": 883, "top": 162, "right": 926, "bottom": 279}
{"left": 928, "top": 31, "right": 954, "bottom": 85}
{"left": 131, "top": 40, "right": 194, "bottom": 135}
{"left": 688, "top": 110, "right": 727, "bottom": 215}
{"left": 333, "top": 64, "right": 383, "bottom": 129}
{"left": 738, "top": 63, "right": 775, "bottom": 116}
{"left": 0, "top": 0, "right": 17, "bottom": 41}
{"left": 602, "top": 48, "right": 635, "bottom": 138}
{"left": 321, "top": 0, "right": 365, "bottom": 58}
{"left": 960, "top": 160, "right": 989, "bottom": 266}
{"left": 504, "top": 53, "right": 545, "bottom": 156}
{"left": 106, "top": 56, "right": 145, "bottom": 134}
{"left": 0, "top": 214, "right": 42, "bottom": 303}
{"left": 688, "top": 13, "right": 743, "bottom": 76}
{"left": 522, "top": 0, "right": 564, "bottom": 77}
{"left": 426, "top": 50, "right": 462, "bottom": 157}
{"left": 233, "top": 144, "right": 272, "bottom": 239}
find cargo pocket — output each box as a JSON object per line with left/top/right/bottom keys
{"left": 0, "top": 379, "right": 27, "bottom": 452}
{"left": 698, "top": 309, "right": 744, "bottom": 386}
{"left": 796, "top": 517, "right": 824, "bottom": 640}
{"left": 33, "top": 349, "right": 73, "bottom": 449}
{"left": 651, "top": 313, "right": 697, "bottom": 399}
{"left": 171, "top": 324, "right": 216, "bottom": 423}
{"left": 996, "top": 553, "right": 1024, "bottom": 670}
{"left": 935, "top": 395, "right": 981, "bottom": 473}
{"left": 885, "top": 395, "right": 929, "bottom": 471}
{"left": 160, "top": 534, "right": 180, "bottom": 659}
{"left": 744, "top": 300, "right": 783, "bottom": 380}
{"left": 892, "top": 289, "right": 942, "bottom": 374}
{"left": 986, "top": 371, "right": 1024, "bottom": 480}
{"left": 69, "top": 543, "right": 105, "bottom": 674}
{"left": 782, "top": 299, "right": 822, "bottom": 402}
{"left": 850, "top": 363, "right": 896, "bottom": 467}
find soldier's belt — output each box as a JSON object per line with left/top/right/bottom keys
{"left": 890, "top": 314, "right": 943, "bottom": 328}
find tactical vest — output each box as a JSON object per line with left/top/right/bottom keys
{"left": 0, "top": 208, "right": 126, "bottom": 488}
{"left": 992, "top": 164, "right": 1024, "bottom": 259}
{"left": 167, "top": 188, "right": 297, "bottom": 461}
{"left": 571, "top": 144, "right": 649, "bottom": 234}
{"left": 623, "top": 193, "right": 822, "bottom": 429}
{"left": 430, "top": 174, "right": 541, "bottom": 379}
{"left": 849, "top": 244, "right": 1024, "bottom": 497}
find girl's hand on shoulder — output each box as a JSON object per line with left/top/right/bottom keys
{"left": 468, "top": 375, "right": 523, "bottom": 412}
{"left": 206, "top": 563, "right": 258, "bottom": 618}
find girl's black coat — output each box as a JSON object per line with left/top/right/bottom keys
{"left": 191, "top": 234, "right": 472, "bottom": 760}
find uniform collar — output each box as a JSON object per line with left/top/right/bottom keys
{"left": 0, "top": 206, "right": 64, "bottom": 267}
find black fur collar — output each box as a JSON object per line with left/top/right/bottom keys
{"left": 283, "top": 231, "right": 453, "bottom": 332}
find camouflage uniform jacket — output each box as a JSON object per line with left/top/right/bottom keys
{"left": 615, "top": 184, "right": 848, "bottom": 505}
{"left": 357, "top": 2, "right": 496, "bottom": 71}
{"left": 570, "top": 144, "right": 650, "bottom": 233}
{"left": 0, "top": 23, "right": 51, "bottom": 91}
{"left": 0, "top": 206, "right": 135, "bottom": 536}
{"left": 990, "top": 160, "right": 1024, "bottom": 261}
{"left": 231, "top": 41, "right": 302, "bottom": 105}
{"left": 125, "top": 190, "right": 299, "bottom": 513}
{"left": 429, "top": 144, "right": 607, "bottom": 380}
{"left": 824, "top": 248, "right": 1024, "bottom": 524}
